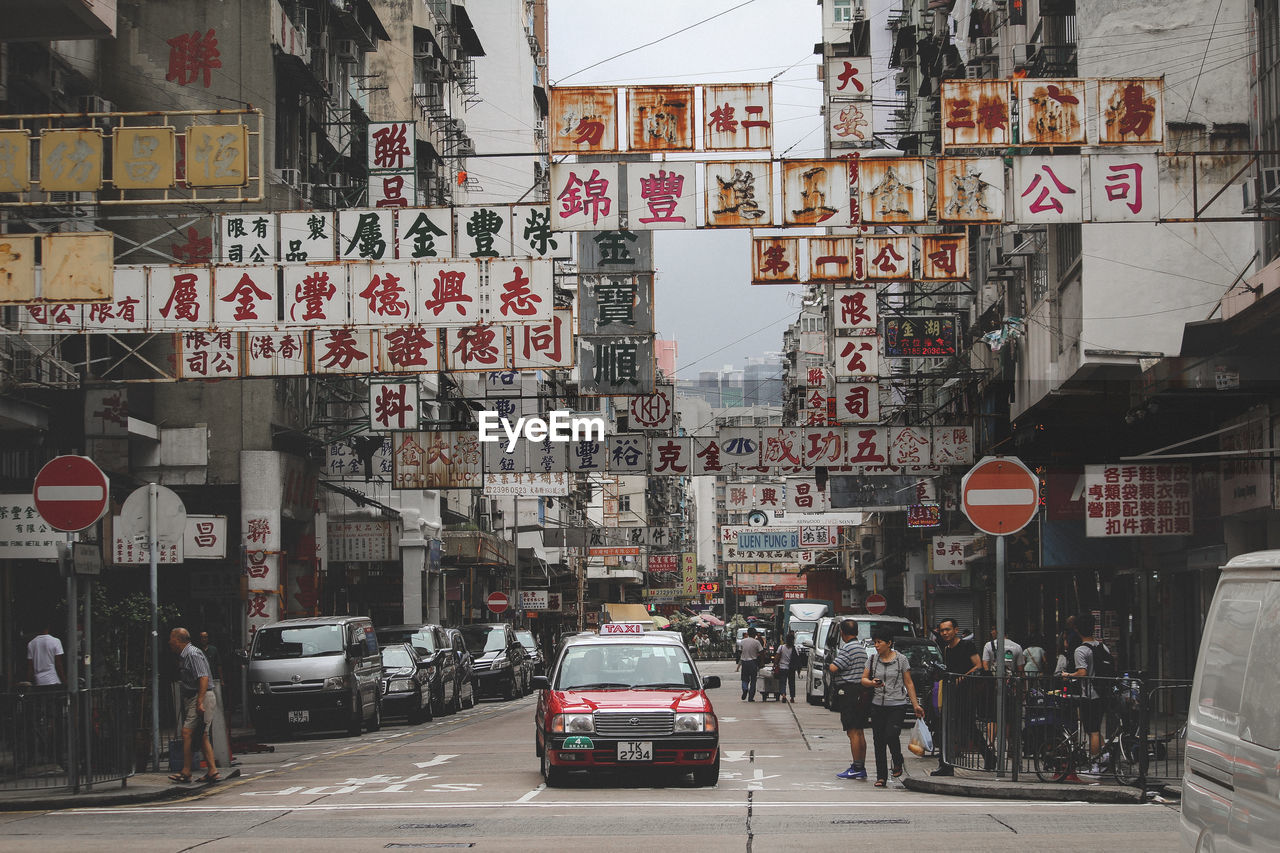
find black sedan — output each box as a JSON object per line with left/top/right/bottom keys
{"left": 379, "top": 643, "right": 432, "bottom": 724}
{"left": 515, "top": 629, "right": 545, "bottom": 677}
{"left": 377, "top": 624, "right": 461, "bottom": 716}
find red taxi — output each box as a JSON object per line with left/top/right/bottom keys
{"left": 533, "top": 626, "right": 721, "bottom": 786}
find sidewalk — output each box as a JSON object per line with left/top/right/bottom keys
{"left": 0, "top": 769, "right": 239, "bottom": 811}
{"left": 902, "top": 765, "right": 1147, "bottom": 803}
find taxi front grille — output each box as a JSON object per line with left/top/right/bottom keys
{"left": 593, "top": 711, "right": 674, "bottom": 737}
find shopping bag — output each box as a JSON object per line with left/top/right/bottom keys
{"left": 908, "top": 718, "right": 934, "bottom": 756}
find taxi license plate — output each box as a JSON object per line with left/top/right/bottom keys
{"left": 287, "top": 710, "right": 309, "bottom": 723}
{"left": 617, "top": 741, "right": 652, "bottom": 761}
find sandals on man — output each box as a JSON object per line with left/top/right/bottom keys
{"left": 168, "top": 773, "right": 191, "bottom": 784}
{"left": 197, "top": 772, "right": 221, "bottom": 784}
{"left": 874, "top": 779, "right": 887, "bottom": 787}
{"left": 892, "top": 762, "right": 904, "bottom": 778}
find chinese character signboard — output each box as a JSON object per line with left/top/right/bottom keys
{"left": 941, "top": 80, "right": 1011, "bottom": 149}
{"left": 782, "top": 159, "right": 851, "bottom": 226}
{"left": 370, "top": 380, "right": 420, "bottom": 430}
{"left": 752, "top": 237, "right": 800, "bottom": 283}
{"left": 883, "top": 315, "right": 957, "bottom": 357}
{"left": 549, "top": 87, "right": 619, "bottom": 155}
{"left": 550, "top": 163, "right": 620, "bottom": 231}
{"left": 1018, "top": 79, "right": 1087, "bottom": 146}
{"left": 0, "top": 495, "right": 59, "bottom": 559}
{"left": 860, "top": 157, "right": 926, "bottom": 224}
{"left": 937, "top": 158, "right": 1005, "bottom": 223}
{"left": 1084, "top": 463, "right": 1191, "bottom": 536}
{"left": 1014, "top": 155, "right": 1083, "bottom": 224}
{"left": 1088, "top": 153, "right": 1159, "bottom": 222}
{"left": 704, "top": 83, "right": 772, "bottom": 150}
{"left": 626, "top": 162, "right": 697, "bottom": 229}
{"left": 706, "top": 161, "right": 772, "bottom": 227}
{"left": 113, "top": 127, "right": 177, "bottom": 190}
{"left": 1097, "top": 78, "right": 1163, "bottom": 145}
{"left": 932, "top": 535, "right": 976, "bottom": 572}
{"left": 628, "top": 86, "right": 695, "bottom": 152}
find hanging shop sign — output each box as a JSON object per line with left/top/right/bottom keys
{"left": 882, "top": 315, "right": 959, "bottom": 358}
{"left": 1083, "top": 463, "right": 1192, "bottom": 537}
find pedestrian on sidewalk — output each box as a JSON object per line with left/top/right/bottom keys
{"left": 931, "top": 618, "right": 984, "bottom": 776}
{"left": 829, "top": 619, "right": 869, "bottom": 780}
{"left": 981, "top": 626, "right": 1026, "bottom": 760}
{"left": 26, "top": 619, "right": 65, "bottom": 687}
{"left": 863, "top": 628, "right": 924, "bottom": 787}
{"left": 738, "top": 627, "right": 763, "bottom": 702}
{"left": 1068, "top": 612, "right": 1112, "bottom": 774}
{"left": 775, "top": 631, "right": 798, "bottom": 702}
{"left": 169, "top": 627, "right": 220, "bottom": 785}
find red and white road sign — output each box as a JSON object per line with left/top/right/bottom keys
{"left": 486, "top": 591, "right": 510, "bottom": 614}
{"left": 865, "top": 593, "right": 887, "bottom": 615}
{"left": 33, "top": 455, "right": 110, "bottom": 533}
{"left": 961, "top": 455, "right": 1039, "bottom": 536}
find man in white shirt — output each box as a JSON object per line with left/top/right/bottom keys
{"left": 737, "top": 627, "right": 764, "bottom": 702}
{"left": 981, "top": 627, "right": 1025, "bottom": 761}
{"left": 27, "top": 623, "right": 66, "bottom": 686}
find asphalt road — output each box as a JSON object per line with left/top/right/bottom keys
{"left": 0, "top": 661, "right": 1181, "bottom": 852}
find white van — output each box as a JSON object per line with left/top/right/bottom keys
{"left": 1180, "top": 551, "right": 1280, "bottom": 853}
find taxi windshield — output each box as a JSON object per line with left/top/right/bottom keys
{"left": 555, "top": 643, "right": 699, "bottom": 690}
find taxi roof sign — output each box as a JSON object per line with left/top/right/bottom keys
{"left": 599, "top": 622, "right": 648, "bottom": 635}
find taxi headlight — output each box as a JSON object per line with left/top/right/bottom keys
{"left": 551, "top": 713, "right": 594, "bottom": 734}
{"left": 674, "top": 713, "right": 716, "bottom": 733}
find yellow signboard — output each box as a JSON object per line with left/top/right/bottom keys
{"left": 0, "top": 235, "right": 37, "bottom": 303}
{"left": 113, "top": 126, "right": 176, "bottom": 190}
{"left": 681, "top": 552, "right": 696, "bottom": 596}
{"left": 41, "top": 233, "right": 114, "bottom": 302}
{"left": 0, "top": 131, "right": 31, "bottom": 193}
{"left": 186, "top": 124, "right": 248, "bottom": 188}
{"left": 40, "top": 129, "right": 104, "bottom": 192}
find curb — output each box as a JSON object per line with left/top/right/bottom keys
{"left": 903, "top": 773, "right": 1146, "bottom": 803}
{"left": 0, "top": 770, "right": 239, "bottom": 812}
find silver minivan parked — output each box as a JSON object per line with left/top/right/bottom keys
{"left": 1181, "top": 551, "right": 1280, "bottom": 853}
{"left": 246, "top": 616, "right": 383, "bottom": 737}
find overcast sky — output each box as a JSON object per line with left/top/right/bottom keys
{"left": 548, "top": 0, "right": 826, "bottom": 380}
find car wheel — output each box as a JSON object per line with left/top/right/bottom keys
{"left": 692, "top": 751, "right": 721, "bottom": 787}
{"left": 541, "top": 744, "right": 565, "bottom": 787}
{"left": 535, "top": 728, "right": 544, "bottom": 758}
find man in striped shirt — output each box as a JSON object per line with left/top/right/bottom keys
{"left": 828, "top": 619, "right": 869, "bottom": 780}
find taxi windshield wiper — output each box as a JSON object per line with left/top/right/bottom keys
{"left": 564, "top": 681, "right": 630, "bottom": 689}
{"left": 633, "top": 683, "right": 691, "bottom": 690}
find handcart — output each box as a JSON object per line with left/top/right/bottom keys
{"left": 760, "top": 666, "right": 785, "bottom": 701}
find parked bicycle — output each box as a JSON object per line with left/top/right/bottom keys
{"left": 1030, "top": 677, "right": 1145, "bottom": 784}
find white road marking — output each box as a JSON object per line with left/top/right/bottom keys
{"left": 413, "top": 754, "right": 460, "bottom": 769}
{"left": 517, "top": 784, "right": 545, "bottom": 803}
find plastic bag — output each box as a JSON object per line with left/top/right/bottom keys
{"left": 908, "top": 718, "right": 934, "bottom": 756}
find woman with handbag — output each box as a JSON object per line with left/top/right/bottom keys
{"left": 862, "top": 628, "right": 925, "bottom": 787}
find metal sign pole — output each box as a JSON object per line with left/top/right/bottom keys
{"left": 149, "top": 483, "right": 161, "bottom": 773}
{"left": 995, "top": 533, "right": 1007, "bottom": 778}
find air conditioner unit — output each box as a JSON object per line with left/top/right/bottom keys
{"left": 328, "top": 172, "right": 348, "bottom": 188}
{"left": 78, "top": 96, "right": 114, "bottom": 115}
{"left": 336, "top": 39, "right": 359, "bottom": 61}
{"left": 1262, "top": 166, "right": 1280, "bottom": 200}
{"left": 277, "top": 167, "right": 302, "bottom": 190}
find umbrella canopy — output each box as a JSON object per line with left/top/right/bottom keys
{"left": 699, "top": 613, "right": 725, "bottom": 627}
{"left": 650, "top": 614, "right": 670, "bottom": 628}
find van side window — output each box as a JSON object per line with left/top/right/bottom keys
{"left": 1194, "top": 585, "right": 1263, "bottom": 736}
{"left": 1239, "top": 583, "right": 1280, "bottom": 749}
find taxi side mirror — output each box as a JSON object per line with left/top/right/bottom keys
{"left": 531, "top": 675, "right": 550, "bottom": 690}
{"left": 702, "top": 676, "right": 721, "bottom": 689}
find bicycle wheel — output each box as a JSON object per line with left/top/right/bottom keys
{"left": 1033, "top": 727, "right": 1077, "bottom": 782}
{"left": 1112, "top": 732, "right": 1144, "bottom": 787}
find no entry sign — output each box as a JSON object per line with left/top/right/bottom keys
{"left": 486, "top": 591, "right": 510, "bottom": 614}
{"left": 33, "top": 455, "right": 110, "bottom": 533}
{"left": 961, "top": 455, "right": 1039, "bottom": 536}
{"left": 865, "top": 593, "right": 887, "bottom": 615}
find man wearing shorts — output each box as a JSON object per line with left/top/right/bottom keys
{"left": 829, "top": 619, "right": 869, "bottom": 780}
{"left": 169, "top": 627, "right": 220, "bottom": 784}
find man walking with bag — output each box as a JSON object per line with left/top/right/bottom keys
{"left": 829, "top": 619, "right": 869, "bottom": 780}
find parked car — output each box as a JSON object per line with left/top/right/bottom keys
{"left": 891, "top": 637, "right": 944, "bottom": 727}
{"left": 443, "top": 627, "right": 477, "bottom": 710}
{"left": 379, "top": 643, "right": 433, "bottom": 724}
{"left": 460, "top": 622, "right": 531, "bottom": 700}
{"left": 1181, "top": 550, "right": 1280, "bottom": 853}
{"left": 516, "top": 629, "right": 546, "bottom": 677}
{"left": 377, "top": 624, "right": 460, "bottom": 716}
{"left": 533, "top": 630, "right": 721, "bottom": 786}
{"left": 244, "top": 616, "right": 382, "bottom": 737}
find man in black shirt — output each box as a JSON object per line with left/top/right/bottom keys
{"left": 932, "top": 618, "right": 983, "bottom": 776}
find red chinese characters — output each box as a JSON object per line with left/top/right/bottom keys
{"left": 167, "top": 29, "right": 222, "bottom": 88}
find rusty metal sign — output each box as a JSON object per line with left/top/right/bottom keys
{"left": 1017, "top": 78, "right": 1087, "bottom": 146}
{"left": 41, "top": 233, "right": 114, "bottom": 302}
{"left": 860, "top": 157, "right": 926, "bottom": 224}
{"left": 185, "top": 123, "right": 249, "bottom": 188}
{"left": 941, "top": 80, "right": 1011, "bottom": 149}
{"left": 782, "top": 159, "right": 851, "bottom": 226}
{"left": 627, "top": 86, "right": 694, "bottom": 152}
{"left": 920, "top": 235, "right": 969, "bottom": 281}
{"left": 752, "top": 237, "right": 800, "bottom": 283}
{"left": 549, "top": 86, "right": 618, "bottom": 155}
{"left": 706, "top": 160, "right": 772, "bottom": 227}
{"left": 0, "top": 235, "right": 36, "bottom": 303}
{"left": 809, "top": 236, "right": 855, "bottom": 281}
{"left": 704, "top": 83, "right": 772, "bottom": 151}
{"left": 832, "top": 285, "right": 877, "bottom": 332}
{"left": 826, "top": 57, "right": 873, "bottom": 99}
{"left": 863, "top": 235, "right": 911, "bottom": 280}
{"left": 1097, "top": 78, "right": 1163, "bottom": 145}
{"left": 0, "top": 130, "right": 31, "bottom": 192}
{"left": 829, "top": 98, "right": 874, "bottom": 147}
{"left": 112, "top": 126, "right": 177, "bottom": 190}
{"left": 936, "top": 157, "right": 1005, "bottom": 222}
{"left": 40, "top": 129, "right": 104, "bottom": 192}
